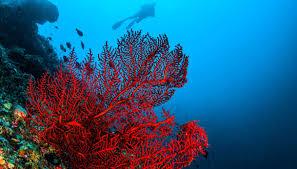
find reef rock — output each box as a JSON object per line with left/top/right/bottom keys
{"left": 0, "top": 0, "right": 58, "bottom": 23}
{"left": 0, "top": 0, "right": 60, "bottom": 105}
{"left": 0, "top": 0, "right": 59, "bottom": 54}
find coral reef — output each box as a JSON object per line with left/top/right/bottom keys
{"left": 0, "top": 100, "right": 65, "bottom": 168}
{"left": 0, "top": 1, "right": 63, "bottom": 168}
{"left": 0, "top": 44, "right": 55, "bottom": 104}
{"left": 0, "top": 45, "right": 30, "bottom": 104}
{"left": 26, "top": 30, "right": 208, "bottom": 169}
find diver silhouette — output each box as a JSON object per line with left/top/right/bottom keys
{"left": 112, "top": 2, "right": 156, "bottom": 30}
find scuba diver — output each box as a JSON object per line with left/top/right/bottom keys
{"left": 112, "top": 2, "right": 156, "bottom": 30}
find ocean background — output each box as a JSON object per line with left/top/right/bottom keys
{"left": 38, "top": 0, "right": 297, "bottom": 168}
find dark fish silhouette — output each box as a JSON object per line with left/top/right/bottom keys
{"left": 60, "top": 44, "right": 66, "bottom": 52}
{"left": 66, "top": 42, "right": 71, "bottom": 49}
{"left": 63, "top": 55, "right": 68, "bottom": 62}
{"left": 75, "top": 28, "right": 83, "bottom": 36}
{"left": 54, "top": 25, "right": 59, "bottom": 29}
{"left": 47, "top": 37, "right": 52, "bottom": 40}
{"left": 112, "top": 2, "right": 156, "bottom": 30}
{"left": 80, "top": 41, "right": 85, "bottom": 50}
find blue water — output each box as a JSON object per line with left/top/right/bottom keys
{"left": 39, "top": 0, "right": 297, "bottom": 168}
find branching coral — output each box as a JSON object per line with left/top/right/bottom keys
{"left": 25, "top": 30, "right": 208, "bottom": 169}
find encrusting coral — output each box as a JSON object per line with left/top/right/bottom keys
{"left": 0, "top": 100, "right": 64, "bottom": 169}
{"left": 25, "top": 30, "right": 208, "bottom": 169}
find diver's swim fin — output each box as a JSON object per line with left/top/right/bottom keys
{"left": 112, "top": 20, "right": 125, "bottom": 30}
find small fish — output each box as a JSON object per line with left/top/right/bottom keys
{"left": 60, "top": 44, "right": 66, "bottom": 52}
{"left": 75, "top": 28, "right": 83, "bottom": 36}
{"left": 80, "top": 41, "right": 85, "bottom": 50}
{"left": 54, "top": 25, "right": 59, "bottom": 29}
{"left": 66, "top": 42, "right": 71, "bottom": 49}
{"left": 47, "top": 37, "right": 52, "bottom": 40}
{"left": 63, "top": 55, "right": 68, "bottom": 62}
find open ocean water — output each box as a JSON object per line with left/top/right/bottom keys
{"left": 0, "top": 0, "right": 296, "bottom": 168}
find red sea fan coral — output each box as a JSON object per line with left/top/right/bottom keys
{"left": 25, "top": 30, "right": 208, "bottom": 169}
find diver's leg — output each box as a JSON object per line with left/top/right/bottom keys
{"left": 112, "top": 15, "right": 136, "bottom": 30}
{"left": 126, "top": 18, "right": 138, "bottom": 29}
{"left": 126, "top": 16, "right": 145, "bottom": 29}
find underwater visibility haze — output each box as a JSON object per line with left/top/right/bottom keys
{"left": 0, "top": 0, "right": 296, "bottom": 168}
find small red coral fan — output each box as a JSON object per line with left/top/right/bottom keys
{"left": 25, "top": 30, "right": 208, "bottom": 169}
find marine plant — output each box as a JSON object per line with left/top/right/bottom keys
{"left": 25, "top": 30, "right": 208, "bottom": 168}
